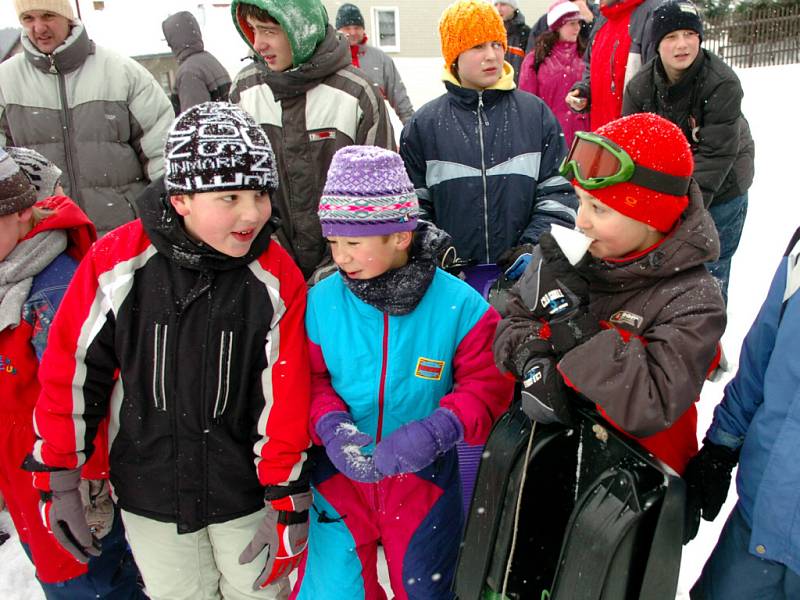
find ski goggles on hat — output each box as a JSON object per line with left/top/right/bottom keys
{"left": 559, "top": 131, "right": 691, "bottom": 196}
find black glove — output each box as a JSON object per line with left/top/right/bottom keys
{"left": 534, "top": 233, "right": 599, "bottom": 355}
{"left": 682, "top": 440, "right": 740, "bottom": 542}
{"left": 519, "top": 355, "right": 572, "bottom": 425}
{"left": 499, "top": 323, "right": 552, "bottom": 379}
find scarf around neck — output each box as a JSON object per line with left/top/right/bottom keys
{"left": 0, "top": 229, "right": 67, "bottom": 331}
{"left": 342, "top": 222, "right": 450, "bottom": 316}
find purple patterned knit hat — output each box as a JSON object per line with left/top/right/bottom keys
{"left": 319, "top": 146, "right": 419, "bottom": 237}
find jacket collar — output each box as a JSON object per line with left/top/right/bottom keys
{"left": 260, "top": 26, "right": 351, "bottom": 100}
{"left": 442, "top": 62, "right": 516, "bottom": 109}
{"left": 22, "top": 21, "right": 93, "bottom": 75}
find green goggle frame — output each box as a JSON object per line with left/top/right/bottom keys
{"left": 559, "top": 130, "right": 691, "bottom": 196}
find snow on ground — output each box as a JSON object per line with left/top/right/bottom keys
{"left": 0, "top": 24, "right": 798, "bottom": 595}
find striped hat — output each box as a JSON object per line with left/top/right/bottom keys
{"left": 0, "top": 148, "right": 37, "bottom": 216}
{"left": 318, "top": 146, "right": 419, "bottom": 237}
{"left": 6, "top": 146, "right": 62, "bottom": 201}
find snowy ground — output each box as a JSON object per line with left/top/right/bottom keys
{"left": 1, "top": 46, "right": 798, "bottom": 598}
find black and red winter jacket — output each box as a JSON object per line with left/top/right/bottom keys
{"left": 29, "top": 181, "right": 312, "bottom": 533}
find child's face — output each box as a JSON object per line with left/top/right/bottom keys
{"left": 328, "top": 233, "right": 412, "bottom": 280}
{"left": 0, "top": 209, "right": 32, "bottom": 262}
{"left": 575, "top": 187, "right": 664, "bottom": 259}
{"left": 170, "top": 190, "right": 272, "bottom": 258}
{"left": 558, "top": 19, "right": 582, "bottom": 43}
{"left": 246, "top": 15, "right": 293, "bottom": 72}
{"left": 658, "top": 30, "right": 700, "bottom": 81}
{"left": 456, "top": 41, "right": 505, "bottom": 90}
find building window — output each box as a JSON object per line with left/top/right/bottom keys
{"left": 371, "top": 7, "right": 400, "bottom": 53}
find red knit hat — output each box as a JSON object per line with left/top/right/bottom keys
{"left": 576, "top": 113, "right": 694, "bottom": 232}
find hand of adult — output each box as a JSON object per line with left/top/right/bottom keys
{"left": 566, "top": 90, "right": 588, "bottom": 112}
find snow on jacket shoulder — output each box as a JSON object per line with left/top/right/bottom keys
{"left": 230, "top": 26, "right": 394, "bottom": 279}
{"left": 706, "top": 227, "right": 800, "bottom": 572}
{"left": 306, "top": 269, "right": 513, "bottom": 446}
{"left": 623, "top": 49, "right": 754, "bottom": 206}
{"left": 0, "top": 23, "right": 173, "bottom": 236}
{"left": 30, "top": 183, "right": 311, "bottom": 533}
{"left": 399, "top": 64, "right": 577, "bottom": 265}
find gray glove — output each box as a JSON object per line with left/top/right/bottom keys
{"left": 34, "top": 469, "right": 101, "bottom": 563}
{"left": 239, "top": 490, "right": 312, "bottom": 590}
{"left": 80, "top": 479, "right": 114, "bottom": 540}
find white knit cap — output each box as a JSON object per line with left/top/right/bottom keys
{"left": 14, "top": 0, "right": 75, "bottom": 20}
{"left": 547, "top": 0, "right": 583, "bottom": 28}
{"left": 495, "top": 0, "right": 519, "bottom": 9}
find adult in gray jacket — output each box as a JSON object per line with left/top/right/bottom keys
{"left": 336, "top": 3, "right": 414, "bottom": 124}
{"left": 0, "top": 0, "right": 173, "bottom": 236}
{"left": 162, "top": 11, "right": 232, "bottom": 114}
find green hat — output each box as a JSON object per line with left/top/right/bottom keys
{"left": 232, "top": 0, "right": 328, "bottom": 67}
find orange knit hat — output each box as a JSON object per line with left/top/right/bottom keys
{"left": 439, "top": 0, "right": 507, "bottom": 69}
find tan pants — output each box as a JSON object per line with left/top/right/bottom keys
{"left": 121, "top": 508, "right": 289, "bottom": 600}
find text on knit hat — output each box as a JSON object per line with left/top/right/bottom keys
{"left": 164, "top": 102, "right": 278, "bottom": 195}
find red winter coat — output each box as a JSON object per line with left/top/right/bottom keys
{"left": 0, "top": 196, "right": 99, "bottom": 583}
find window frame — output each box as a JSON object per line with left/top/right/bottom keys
{"left": 371, "top": 6, "right": 400, "bottom": 53}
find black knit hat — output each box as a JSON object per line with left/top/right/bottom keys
{"left": 652, "top": 0, "right": 704, "bottom": 50}
{"left": 336, "top": 3, "right": 364, "bottom": 29}
{"left": 164, "top": 102, "right": 278, "bottom": 195}
{"left": 0, "top": 148, "right": 37, "bottom": 216}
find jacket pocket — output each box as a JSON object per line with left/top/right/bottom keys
{"left": 213, "top": 330, "right": 234, "bottom": 419}
{"left": 152, "top": 323, "right": 168, "bottom": 412}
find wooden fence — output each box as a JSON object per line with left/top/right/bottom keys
{"left": 704, "top": 4, "right": 800, "bottom": 67}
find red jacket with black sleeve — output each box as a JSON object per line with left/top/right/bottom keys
{"left": 30, "top": 183, "right": 311, "bottom": 533}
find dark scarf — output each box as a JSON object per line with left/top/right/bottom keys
{"left": 342, "top": 222, "right": 450, "bottom": 315}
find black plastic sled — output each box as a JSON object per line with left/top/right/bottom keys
{"left": 454, "top": 400, "right": 686, "bottom": 600}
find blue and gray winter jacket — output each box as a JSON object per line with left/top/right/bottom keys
{"left": 707, "top": 227, "right": 800, "bottom": 573}
{"left": 399, "top": 64, "right": 577, "bottom": 264}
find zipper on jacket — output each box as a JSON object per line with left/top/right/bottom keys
{"left": 610, "top": 40, "right": 620, "bottom": 94}
{"left": 376, "top": 313, "right": 390, "bottom": 442}
{"left": 477, "top": 92, "right": 491, "bottom": 263}
{"left": 152, "top": 323, "right": 168, "bottom": 412}
{"left": 53, "top": 59, "right": 80, "bottom": 207}
{"left": 213, "top": 330, "right": 233, "bottom": 420}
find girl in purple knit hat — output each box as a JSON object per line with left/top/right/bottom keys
{"left": 291, "top": 145, "right": 513, "bottom": 600}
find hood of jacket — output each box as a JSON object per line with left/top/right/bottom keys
{"left": 21, "top": 20, "right": 93, "bottom": 74}
{"left": 162, "top": 11, "right": 204, "bottom": 63}
{"left": 232, "top": 0, "right": 328, "bottom": 68}
{"left": 137, "top": 177, "right": 274, "bottom": 272}
{"left": 442, "top": 61, "right": 516, "bottom": 109}
{"left": 585, "top": 181, "right": 720, "bottom": 293}
{"left": 25, "top": 195, "right": 96, "bottom": 261}
{"left": 249, "top": 25, "right": 351, "bottom": 100}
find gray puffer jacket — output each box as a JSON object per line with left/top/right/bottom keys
{"left": 0, "top": 23, "right": 173, "bottom": 235}
{"left": 163, "top": 11, "right": 231, "bottom": 114}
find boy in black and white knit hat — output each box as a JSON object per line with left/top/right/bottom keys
{"left": 26, "top": 101, "right": 315, "bottom": 599}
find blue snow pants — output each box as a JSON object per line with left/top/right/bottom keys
{"left": 691, "top": 503, "right": 800, "bottom": 600}
{"left": 23, "top": 508, "right": 146, "bottom": 600}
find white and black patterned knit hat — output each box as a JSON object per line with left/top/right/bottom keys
{"left": 164, "top": 102, "right": 278, "bottom": 195}
{"left": 6, "top": 146, "right": 63, "bottom": 202}
{"left": 0, "top": 147, "right": 37, "bottom": 216}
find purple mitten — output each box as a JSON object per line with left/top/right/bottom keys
{"left": 373, "top": 408, "right": 464, "bottom": 476}
{"left": 315, "top": 411, "right": 383, "bottom": 483}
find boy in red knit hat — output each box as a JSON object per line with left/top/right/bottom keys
{"left": 494, "top": 112, "right": 726, "bottom": 478}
